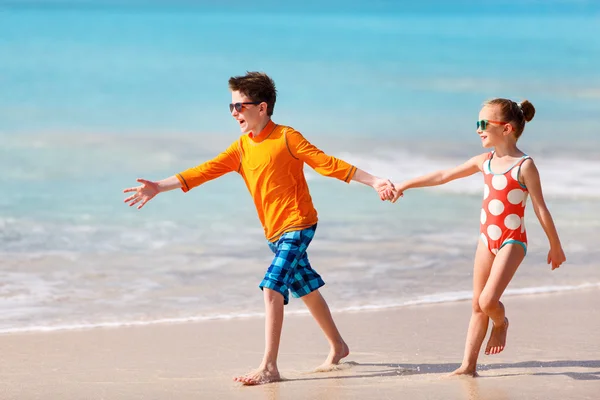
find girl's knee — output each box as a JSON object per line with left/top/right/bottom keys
{"left": 478, "top": 295, "right": 499, "bottom": 314}
{"left": 471, "top": 298, "right": 484, "bottom": 313}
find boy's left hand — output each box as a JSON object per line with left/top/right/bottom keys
{"left": 374, "top": 178, "right": 395, "bottom": 201}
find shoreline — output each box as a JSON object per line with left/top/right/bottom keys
{"left": 1, "top": 282, "right": 599, "bottom": 336}
{"left": 0, "top": 287, "right": 598, "bottom": 399}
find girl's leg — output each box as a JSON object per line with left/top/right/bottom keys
{"left": 301, "top": 289, "right": 349, "bottom": 371}
{"left": 479, "top": 244, "right": 525, "bottom": 355}
{"left": 450, "top": 240, "right": 495, "bottom": 376}
{"left": 233, "top": 288, "right": 284, "bottom": 385}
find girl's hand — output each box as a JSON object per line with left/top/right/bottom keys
{"left": 547, "top": 246, "right": 566, "bottom": 270}
{"left": 373, "top": 178, "right": 395, "bottom": 201}
{"left": 391, "top": 183, "right": 406, "bottom": 203}
{"left": 123, "top": 178, "right": 160, "bottom": 209}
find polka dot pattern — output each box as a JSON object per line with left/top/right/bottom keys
{"left": 492, "top": 175, "right": 508, "bottom": 190}
{"left": 488, "top": 199, "right": 504, "bottom": 216}
{"left": 487, "top": 224, "right": 502, "bottom": 240}
{"left": 511, "top": 166, "right": 520, "bottom": 182}
{"left": 507, "top": 189, "right": 524, "bottom": 205}
{"left": 480, "top": 152, "right": 530, "bottom": 256}
{"left": 504, "top": 214, "right": 521, "bottom": 230}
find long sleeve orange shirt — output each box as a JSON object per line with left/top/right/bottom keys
{"left": 176, "top": 120, "right": 357, "bottom": 242}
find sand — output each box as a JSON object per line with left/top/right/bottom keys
{"left": 1, "top": 288, "right": 598, "bottom": 400}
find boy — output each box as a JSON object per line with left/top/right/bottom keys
{"left": 123, "top": 72, "right": 394, "bottom": 385}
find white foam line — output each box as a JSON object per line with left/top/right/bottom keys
{"left": 0, "top": 311, "right": 273, "bottom": 335}
{"left": 1, "top": 282, "right": 598, "bottom": 335}
{"left": 334, "top": 282, "right": 600, "bottom": 313}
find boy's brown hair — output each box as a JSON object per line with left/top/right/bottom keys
{"left": 229, "top": 72, "right": 277, "bottom": 116}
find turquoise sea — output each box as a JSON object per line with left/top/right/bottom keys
{"left": 1, "top": 1, "right": 599, "bottom": 332}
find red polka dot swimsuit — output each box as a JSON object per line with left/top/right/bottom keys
{"left": 480, "top": 151, "right": 530, "bottom": 255}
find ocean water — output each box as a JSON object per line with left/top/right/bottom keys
{"left": 1, "top": 1, "right": 599, "bottom": 333}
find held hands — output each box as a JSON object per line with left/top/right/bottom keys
{"left": 548, "top": 246, "right": 566, "bottom": 270}
{"left": 123, "top": 178, "right": 160, "bottom": 209}
{"left": 373, "top": 178, "right": 396, "bottom": 201}
{"left": 374, "top": 179, "right": 407, "bottom": 203}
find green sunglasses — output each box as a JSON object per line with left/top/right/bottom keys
{"left": 477, "top": 119, "right": 507, "bottom": 130}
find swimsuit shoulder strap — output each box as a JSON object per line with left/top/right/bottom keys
{"left": 513, "top": 154, "right": 532, "bottom": 189}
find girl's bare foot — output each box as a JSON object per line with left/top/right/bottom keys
{"left": 314, "top": 341, "right": 350, "bottom": 372}
{"left": 485, "top": 317, "right": 509, "bottom": 355}
{"left": 448, "top": 365, "right": 479, "bottom": 377}
{"left": 233, "top": 366, "right": 281, "bottom": 386}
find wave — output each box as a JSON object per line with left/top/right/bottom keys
{"left": 1, "top": 282, "right": 597, "bottom": 335}
{"left": 336, "top": 282, "right": 600, "bottom": 312}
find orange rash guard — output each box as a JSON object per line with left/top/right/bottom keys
{"left": 176, "top": 120, "right": 357, "bottom": 242}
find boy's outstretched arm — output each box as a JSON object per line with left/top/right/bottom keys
{"left": 391, "top": 153, "right": 487, "bottom": 203}
{"left": 124, "top": 140, "right": 241, "bottom": 210}
{"left": 123, "top": 176, "right": 181, "bottom": 209}
{"left": 351, "top": 168, "right": 395, "bottom": 201}
{"left": 521, "top": 160, "right": 566, "bottom": 270}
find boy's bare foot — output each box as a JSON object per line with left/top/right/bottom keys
{"left": 448, "top": 366, "right": 479, "bottom": 378}
{"left": 485, "top": 317, "right": 509, "bottom": 355}
{"left": 233, "top": 367, "right": 281, "bottom": 386}
{"left": 314, "top": 341, "right": 350, "bottom": 372}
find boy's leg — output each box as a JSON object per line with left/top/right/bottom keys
{"left": 233, "top": 288, "right": 284, "bottom": 385}
{"left": 450, "top": 240, "right": 495, "bottom": 377}
{"left": 479, "top": 244, "right": 525, "bottom": 355}
{"left": 301, "top": 289, "right": 349, "bottom": 371}
{"left": 234, "top": 228, "right": 311, "bottom": 385}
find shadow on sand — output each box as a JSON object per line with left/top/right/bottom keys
{"left": 281, "top": 359, "right": 600, "bottom": 383}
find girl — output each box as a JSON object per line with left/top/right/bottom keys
{"left": 391, "top": 98, "right": 566, "bottom": 377}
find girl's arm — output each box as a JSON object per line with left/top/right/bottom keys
{"left": 521, "top": 160, "right": 566, "bottom": 270}
{"left": 391, "top": 153, "right": 487, "bottom": 202}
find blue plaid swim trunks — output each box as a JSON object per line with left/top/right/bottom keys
{"left": 259, "top": 224, "right": 325, "bottom": 305}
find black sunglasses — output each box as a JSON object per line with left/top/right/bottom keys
{"left": 229, "top": 102, "right": 261, "bottom": 113}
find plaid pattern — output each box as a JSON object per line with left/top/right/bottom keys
{"left": 259, "top": 224, "right": 324, "bottom": 305}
